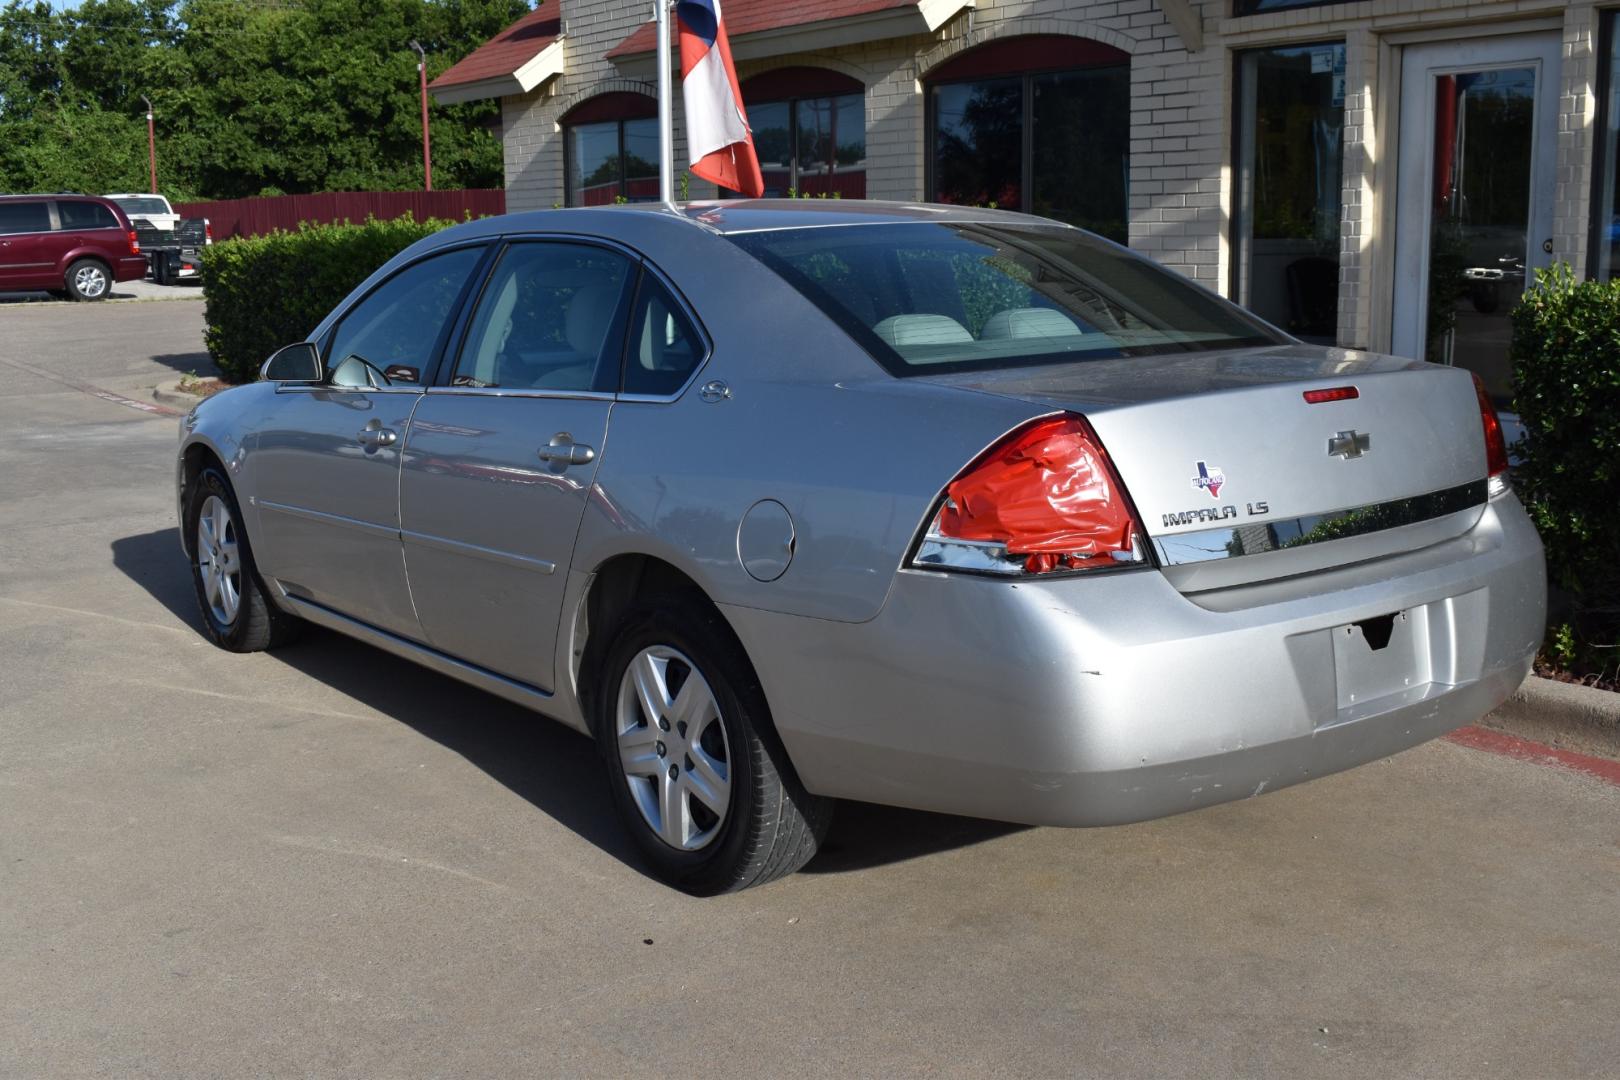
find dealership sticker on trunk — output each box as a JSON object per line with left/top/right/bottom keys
{"left": 1191, "top": 460, "right": 1226, "bottom": 499}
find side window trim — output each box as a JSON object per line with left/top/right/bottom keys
{"left": 431, "top": 234, "right": 641, "bottom": 398}
{"left": 616, "top": 258, "right": 714, "bottom": 402}
{"left": 318, "top": 240, "right": 495, "bottom": 392}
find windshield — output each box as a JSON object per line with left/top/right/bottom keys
{"left": 728, "top": 223, "right": 1284, "bottom": 375}
{"left": 109, "top": 196, "right": 170, "bottom": 216}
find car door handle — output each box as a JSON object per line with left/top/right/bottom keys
{"left": 537, "top": 433, "right": 595, "bottom": 466}
{"left": 357, "top": 424, "right": 397, "bottom": 449}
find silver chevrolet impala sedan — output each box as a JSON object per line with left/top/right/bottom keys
{"left": 177, "top": 201, "right": 1545, "bottom": 893}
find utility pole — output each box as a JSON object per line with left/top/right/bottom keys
{"left": 409, "top": 40, "right": 432, "bottom": 191}
{"left": 141, "top": 95, "right": 156, "bottom": 193}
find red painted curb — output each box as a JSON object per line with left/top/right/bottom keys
{"left": 1444, "top": 725, "right": 1620, "bottom": 788}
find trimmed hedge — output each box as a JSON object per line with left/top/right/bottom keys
{"left": 1510, "top": 263, "right": 1620, "bottom": 675}
{"left": 200, "top": 215, "right": 454, "bottom": 383}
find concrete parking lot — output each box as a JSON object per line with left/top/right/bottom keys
{"left": 1, "top": 300, "right": 1617, "bottom": 1078}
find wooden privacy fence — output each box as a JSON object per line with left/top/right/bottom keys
{"left": 174, "top": 189, "right": 506, "bottom": 240}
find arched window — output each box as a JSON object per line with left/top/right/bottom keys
{"left": 926, "top": 36, "right": 1129, "bottom": 241}
{"left": 734, "top": 68, "right": 866, "bottom": 198}
{"left": 562, "top": 93, "right": 659, "bottom": 206}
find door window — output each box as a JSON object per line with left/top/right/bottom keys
{"left": 1425, "top": 67, "right": 1537, "bottom": 401}
{"left": 451, "top": 243, "right": 634, "bottom": 392}
{"left": 0, "top": 201, "right": 50, "bottom": 235}
{"left": 326, "top": 246, "right": 485, "bottom": 388}
{"left": 58, "top": 201, "right": 119, "bottom": 230}
{"left": 623, "top": 277, "right": 706, "bottom": 396}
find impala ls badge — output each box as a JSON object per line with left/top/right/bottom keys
{"left": 1328, "top": 430, "right": 1372, "bottom": 459}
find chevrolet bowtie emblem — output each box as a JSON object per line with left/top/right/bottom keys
{"left": 1328, "top": 430, "right": 1372, "bottom": 459}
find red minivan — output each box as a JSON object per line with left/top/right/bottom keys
{"left": 0, "top": 194, "right": 149, "bottom": 301}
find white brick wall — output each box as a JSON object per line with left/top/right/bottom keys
{"left": 487, "top": 0, "right": 1613, "bottom": 350}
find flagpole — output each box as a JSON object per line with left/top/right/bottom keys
{"left": 655, "top": 0, "right": 676, "bottom": 208}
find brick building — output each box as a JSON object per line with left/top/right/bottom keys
{"left": 432, "top": 0, "right": 1620, "bottom": 403}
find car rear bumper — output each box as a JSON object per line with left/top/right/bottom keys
{"left": 722, "top": 491, "right": 1546, "bottom": 827}
{"left": 115, "top": 256, "right": 148, "bottom": 282}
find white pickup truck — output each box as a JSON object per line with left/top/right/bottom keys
{"left": 103, "top": 194, "right": 211, "bottom": 283}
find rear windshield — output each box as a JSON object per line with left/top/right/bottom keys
{"left": 728, "top": 222, "right": 1283, "bottom": 375}
{"left": 109, "top": 196, "right": 170, "bottom": 216}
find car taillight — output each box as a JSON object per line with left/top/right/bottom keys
{"left": 128, "top": 231, "right": 140, "bottom": 255}
{"left": 1471, "top": 372, "right": 1510, "bottom": 483}
{"left": 911, "top": 414, "right": 1149, "bottom": 576}
{"left": 204, "top": 219, "right": 212, "bottom": 244}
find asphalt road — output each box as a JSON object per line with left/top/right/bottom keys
{"left": 1, "top": 300, "right": 1617, "bottom": 1079}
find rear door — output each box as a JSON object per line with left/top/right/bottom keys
{"left": 0, "top": 200, "right": 57, "bottom": 289}
{"left": 397, "top": 239, "right": 641, "bottom": 690}
{"left": 249, "top": 243, "right": 488, "bottom": 638}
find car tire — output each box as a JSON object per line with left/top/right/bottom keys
{"left": 184, "top": 465, "right": 300, "bottom": 652}
{"left": 64, "top": 259, "right": 111, "bottom": 302}
{"left": 595, "top": 602, "right": 832, "bottom": 895}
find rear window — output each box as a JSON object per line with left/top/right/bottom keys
{"left": 0, "top": 201, "right": 51, "bottom": 235}
{"left": 59, "top": 201, "right": 119, "bottom": 230}
{"left": 109, "top": 196, "right": 170, "bottom": 216}
{"left": 728, "top": 223, "right": 1283, "bottom": 375}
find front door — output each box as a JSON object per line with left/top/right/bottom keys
{"left": 1392, "top": 34, "right": 1560, "bottom": 407}
{"left": 398, "top": 240, "right": 635, "bottom": 691}
{"left": 0, "top": 200, "right": 56, "bottom": 289}
{"left": 248, "top": 243, "right": 488, "bottom": 638}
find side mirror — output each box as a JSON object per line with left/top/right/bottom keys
{"left": 261, "top": 342, "right": 322, "bottom": 383}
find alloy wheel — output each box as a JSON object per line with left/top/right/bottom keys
{"left": 74, "top": 265, "right": 108, "bottom": 298}
{"left": 196, "top": 494, "right": 242, "bottom": 626}
{"left": 614, "top": 645, "right": 732, "bottom": 850}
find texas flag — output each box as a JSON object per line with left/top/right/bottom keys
{"left": 676, "top": 0, "right": 764, "bottom": 197}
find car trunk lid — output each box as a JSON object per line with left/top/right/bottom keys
{"left": 917, "top": 345, "right": 1492, "bottom": 591}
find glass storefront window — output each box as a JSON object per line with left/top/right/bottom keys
{"left": 726, "top": 90, "right": 865, "bottom": 198}
{"left": 566, "top": 116, "right": 659, "bottom": 206}
{"left": 1232, "top": 42, "right": 1346, "bottom": 343}
{"left": 929, "top": 65, "right": 1128, "bottom": 243}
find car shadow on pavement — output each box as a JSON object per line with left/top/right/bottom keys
{"left": 112, "top": 526, "right": 1025, "bottom": 881}
{"left": 150, "top": 350, "right": 220, "bottom": 377}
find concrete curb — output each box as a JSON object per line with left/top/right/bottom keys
{"left": 151, "top": 378, "right": 215, "bottom": 410}
{"left": 1482, "top": 675, "right": 1620, "bottom": 761}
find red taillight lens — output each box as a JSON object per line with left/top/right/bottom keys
{"left": 204, "top": 219, "right": 212, "bottom": 243}
{"left": 1304, "top": 386, "right": 1359, "bottom": 404}
{"left": 913, "top": 415, "right": 1147, "bottom": 576}
{"left": 1471, "top": 372, "right": 1509, "bottom": 478}
{"left": 128, "top": 230, "right": 140, "bottom": 255}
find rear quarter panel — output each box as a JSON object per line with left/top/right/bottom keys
{"left": 569, "top": 218, "right": 1048, "bottom": 623}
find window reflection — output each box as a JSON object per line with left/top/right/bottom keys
{"left": 728, "top": 92, "right": 866, "bottom": 198}
{"left": 930, "top": 66, "right": 1128, "bottom": 243}
{"left": 567, "top": 117, "right": 662, "bottom": 206}
{"left": 1233, "top": 43, "right": 1345, "bottom": 343}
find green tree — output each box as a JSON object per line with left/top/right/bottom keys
{"left": 0, "top": 0, "right": 527, "bottom": 198}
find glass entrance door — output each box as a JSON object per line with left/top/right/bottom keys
{"left": 1392, "top": 35, "right": 1559, "bottom": 407}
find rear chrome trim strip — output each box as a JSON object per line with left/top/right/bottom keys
{"left": 401, "top": 529, "right": 556, "bottom": 574}
{"left": 1152, "top": 479, "right": 1489, "bottom": 566}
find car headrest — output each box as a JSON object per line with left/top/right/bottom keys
{"left": 979, "top": 308, "right": 1083, "bottom": 340}
{"left": 564, "top": 285, "right": 619, "bottom": 357}
{"left": 872, "top": 314, "right": 973, "bottom": 347}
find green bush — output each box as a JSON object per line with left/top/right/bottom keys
{"left": 200, "top": 216, "right": 455, "bottom": 383}
{"left": 1510, "top": 263, "right": 1620, "bottom": 676}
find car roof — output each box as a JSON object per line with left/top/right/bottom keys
{"left": 0, "top": 193, "right": 117, "bottom": 203}
{"left": 482, "top": 199, "right": 1068, "bottom": 238}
